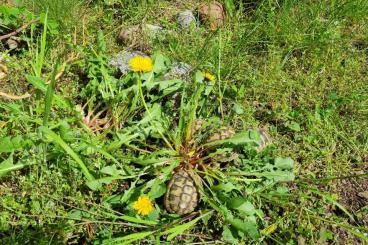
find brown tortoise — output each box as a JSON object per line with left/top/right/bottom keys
{"left": 164, "top": 170, "right": 198, "bottom": 215}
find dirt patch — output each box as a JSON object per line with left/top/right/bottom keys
{"left": 337, "top": 175, "right": 368, "bottom": 213}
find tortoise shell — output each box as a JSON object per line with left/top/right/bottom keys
{"left": 164, "top": 170, "right": 198, "bottom": 215}
{"left": 207, "top": 126, "right": 235, "bottom": 143}
{"left": 198, "top": 1, "right": 225, "bottom": 30}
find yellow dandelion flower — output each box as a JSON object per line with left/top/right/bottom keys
{"left": 203, "top": 71, "right": 215, "bottom": 81}
{"left": 133, "top": 196, "right": 154, "bottom": 216}
{"left": 129, "top": 56, "right": 153, "bottom": 73}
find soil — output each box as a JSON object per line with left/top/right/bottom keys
{"left": 337, "top": 175, "right": 368, "bottom": 213}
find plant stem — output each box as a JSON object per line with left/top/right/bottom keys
{"left": 217, "top": 30, "right": 224, "bottom": 122}
{"left": 137, "top": 75, "right": 174, "bottom": 150}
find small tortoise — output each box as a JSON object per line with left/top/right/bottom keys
{"left": 164, "top": 170, "right": 198, "bottom": 215}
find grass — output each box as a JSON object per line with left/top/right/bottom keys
{"left": 1, "top": 0, "right": 368, "bottom": 244}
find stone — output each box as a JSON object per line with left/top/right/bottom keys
{"left": 109, "top": 50, "right": 148, "bottom": 75}
{"left": 177, "top": 10, "right": 196, "bottom": 29}
{"left": 118, "top": 24, "right": 165, "bottom": 49}
{"left": 163, "top": 62, "right": 192, "bottom": 80}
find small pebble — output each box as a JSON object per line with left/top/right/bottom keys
{"left": 6, "top": 37, "right": 19, "bottom": 50}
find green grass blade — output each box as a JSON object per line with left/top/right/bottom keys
{"left": 102, "top": 231, "right": 155, "bottom": 244}
{"left": 162, "top": 211, "right": 212, "bottom": 241}
{"left": 119, "top": 215, "right": 158, "bottom": 225}
{"left": 34, "top": 12, "right": 48, "bottom": 77}
{"left": 43, "top": 61, "right": 60, "bottom": 127}
{"left": 41, "top": 126, "right": 94, "bottom": 181}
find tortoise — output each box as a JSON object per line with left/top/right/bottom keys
{"left": 198, "top": 1, "right": 225, "bottom": 31}
{"left": 164, "top": 122, "right": 272, "bottom": 215}
{"left": 164, "top": 170, "right": 198, "bottom": 215}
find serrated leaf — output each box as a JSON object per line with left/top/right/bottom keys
{"left": 0, "top": 155, "right": 34, "bottom": 177}
{"left": 101, "top": 165, "right": 120, "bottom": 176}
{"left": 226, "top": 217, "right": 260, "bottom": 239}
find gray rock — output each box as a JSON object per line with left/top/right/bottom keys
{"left": 109, "top": 50, "right": 148, "bottom": 75}
{"left": 144, "top": 24, "right": 164, "bottom": 36}
{"left": 118, "top": 24, "right": 165, "bottom": 45}
{"left": 163, "top": 62, "right": 192, "bottom": 80}
{"left": 177, "top": 10, "right": 196, "bottom": 29}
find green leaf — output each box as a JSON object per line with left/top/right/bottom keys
{"left": 86, "top": 175, "right": 138, "bottom": 191}
{"left": 228, "top": 198, "right": 256, "bottom": 216}
{"left": 195, "top": 70, "right": 204, "bottom": 83}
{"left": 309, "top": 188, "right": 355, "bottom": 222}
{"left": 267, "top": 171, "right": 295, "bottom": 182}
{"left": 222, "top": 225, "right": 238, "bottom": 243}
{"left": 0, "top": 155, "right": 34, "bottom": 177}
{"left": 287, "top": 121, "right": 301, "bottom": 131}
{"left": 0, "top": 155, "right": 13, "bottom": 177}
{"left": 137, "top": 103, "right": 162, "bottom": 126}
{"left": 213, "top": 182, "right": 238, "bottom": 193}
{"left": 0, "top": 5, "right": 20, "bottom": 17}
{"left": 148, "top": 181, "right": 166, "bottom": 199}
{"left": 274, "top": 157, "right": 294, "bottom": 170}
{"left": 0, "top": 136, "right": 24, "bottom": 153}
{"left": 100, "top": 165, "right": 123, "bottom": 176}
{"left": 226, "top": 217, "right": 260, "bottom": 240}
{"left": 26, "top": 75, "right": 69, "bottom": 108}
{"left": 153, "top": 52, "right": 169, "bottom": 74}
